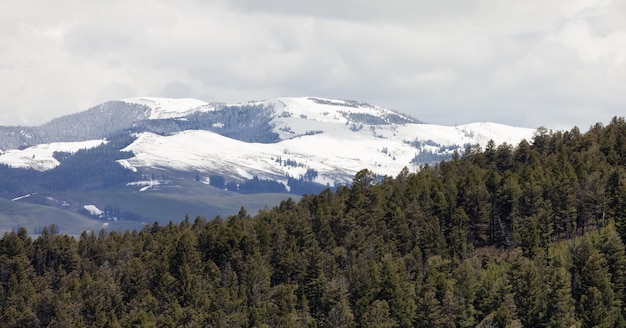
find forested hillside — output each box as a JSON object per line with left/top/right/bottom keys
{"left": 0, "top": 134, "right": 141, "bottom": 193}
{"left": 1, "top": 117, "right": 626, "bottom": 327}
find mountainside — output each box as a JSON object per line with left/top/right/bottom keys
{"left": 1, "top": 97, "right": 536, "bottom": 186}
{"left": 0, "top": 96, "right": 537, "bottom": 233}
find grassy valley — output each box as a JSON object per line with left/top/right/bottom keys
{"left": 2, "top": 184, "right": 298, "bottom": 235}
{"left": 0, "top": 198, "right": 103, "bottom": 234}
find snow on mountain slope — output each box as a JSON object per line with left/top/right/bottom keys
{"left": 259, "top": 97, "right": 531, "bottom": 145}
{"left": 0, "top": 139, "right": 107, "bottom": 171}
{"left": 269, "top": 97, "right": 414, "bottom": 124}
{"left": 263, "top": 97, "right": 416, "bottom": 140}
{"left": 122, "top": 97, "right": 212, "bottom": 119}
{"left": 119, "top": 116, "right": 536, "bottom": 187}
{"left": 119, "top": 129, "right": 415, "bottom": 187}
{"left": 391, "top": 122, "right": 534, "bottom": 146}
{"left": 0, "top": 96, "right": 539, "bottom": 188}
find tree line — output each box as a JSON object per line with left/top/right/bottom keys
{"left": 1, "top": 117, "right": 626, "bottom": 327}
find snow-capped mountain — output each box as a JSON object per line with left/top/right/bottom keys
{"left": 0, "top": 96, "right": 537, "bottom": 192}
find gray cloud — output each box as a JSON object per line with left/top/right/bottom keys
{"left": 1, "top": 0, "right": 625, "bottom": 131}
{"left": 161, "top": 81, "right": 193, "bottom": 99}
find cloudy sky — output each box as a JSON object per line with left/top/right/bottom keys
{"left": 1, "top": 0, "right": 625, "bottom": 130}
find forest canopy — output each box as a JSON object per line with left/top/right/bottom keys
{"left": 1, "top": 117, "right": 626, "bottom": 327}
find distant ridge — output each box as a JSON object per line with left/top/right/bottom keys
{"left": 0, "top": 96, "right": 536, "bottom": 189}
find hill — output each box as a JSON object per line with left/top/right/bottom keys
{"left": 0, "top": 96, "right": 537, "bottom": 232}
{"left": 0, "top": 96, "right": 536, "bottom": 188}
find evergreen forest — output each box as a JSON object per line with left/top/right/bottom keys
{"left": 1, "top": 117, "right": 626, "bottom": 327}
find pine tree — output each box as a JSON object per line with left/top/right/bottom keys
{"left": 571, "top": 237, "right": 617, "bottom": 327}
{"left": 598, "top": 226, "right": 626, "bottom": 324}
{"left": 608, "top": 168, "right": 626, "bottom": 242}
{"left": 360, "top": 300, "right": 398, "bottom": 328}
{"left": 544, "top": 255, "right": 577, "bottom": 328}
{"left": 508, "top": 251, "right": 542, "bottom": 327}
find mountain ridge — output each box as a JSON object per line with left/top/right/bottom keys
{"left": 0, "top": 96, "right": 537, "bottom": 189}
{"left": 0, "top": 95, "right": 539, "bottom": 232}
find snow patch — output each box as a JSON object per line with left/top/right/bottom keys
{"left": 11, "top": 193, "right": 33, "bottom": 201}
{"left": 127, "top": 180, "right": 161, "bottom": 192}
{"left": 0, "top": 139, "right": 107, "bottom": 171}
{"left": 117, "top": 159, "right": 137, "bottom": 172}
{"left": 84, "top": 205, "right": 104, "bottom": 216}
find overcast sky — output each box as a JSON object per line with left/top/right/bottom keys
{"left": 1, "top": 0, "right": 625, "bottom": 130}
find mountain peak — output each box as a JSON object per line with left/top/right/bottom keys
{"left": 121, "top": 97, "right": 211, "bottom": 120}
{"left": 266, "top": 97, "right": 419, "bottom": 126}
